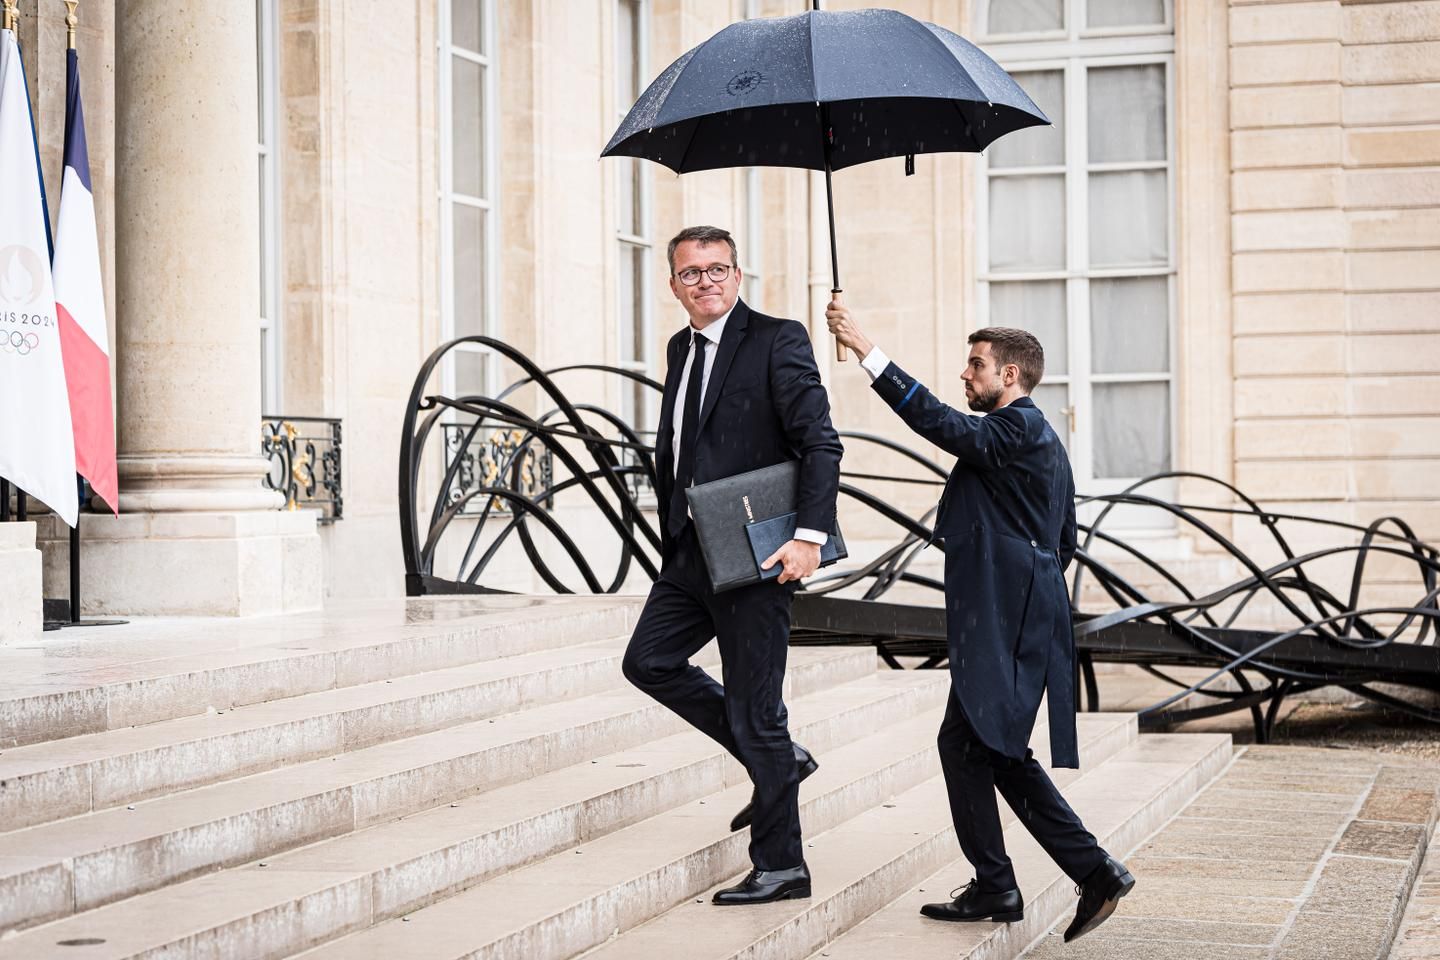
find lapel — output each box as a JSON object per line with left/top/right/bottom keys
{"left": 696, "top": 299, "right": 750, "bottom": 435}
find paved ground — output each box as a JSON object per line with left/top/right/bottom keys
{"left": 1021, "top": 745, "right": 1439, "bottom": 960}
{"left": 1010, "top": 666, "right": 1440, "bottom": 960}
{"left": 1390, "top": 830, "right": 1440, "bottom": 959}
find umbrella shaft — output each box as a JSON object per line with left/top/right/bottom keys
{"left": 818, "top": 99, "right": 840, "bottom": 295}
{"left": 824, "top": 163, "right": 839, "bottom": 294}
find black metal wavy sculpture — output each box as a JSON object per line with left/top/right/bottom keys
{"left": 401, "top": 337, "right": 1440, "bottom": 741}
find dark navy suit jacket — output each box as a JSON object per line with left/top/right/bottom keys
{"left": 872, "top": 361, "right": 1079, "bottom": 768}
{"left": 655, "top": 299, "right": 843, "bottom": 557}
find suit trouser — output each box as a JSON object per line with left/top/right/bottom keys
{"left": 937, "top": 690, "right": 1106, "bottom": 893}
{"left": 621, "top": 524, "right": 803, "bottom": 870}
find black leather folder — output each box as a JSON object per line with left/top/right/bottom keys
{"left": 683, "top": 460, "right": 847, "bottom": 593}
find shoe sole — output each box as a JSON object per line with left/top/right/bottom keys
{"left": 920, "top": 910, "right": 1024, "bottom": 923}
{"left": 1064, "top": 871, "right": 1136, "bottom": 943}
{"left": 712, "top": 885, "right": 812, "bottom": 905}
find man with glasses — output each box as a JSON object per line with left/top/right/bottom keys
{"left": 622, "top": 225, "right": 842, "bottom": 905}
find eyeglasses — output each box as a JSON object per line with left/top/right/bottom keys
{"left": 675, "top": 264, "right": 733, "bottom": 286}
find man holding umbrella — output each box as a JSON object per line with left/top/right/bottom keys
{"left": 622, "top": 226, "right": 842, "bottom": 906}
{"left": 824, "top": 302, "right": 1135, "bottom": 943}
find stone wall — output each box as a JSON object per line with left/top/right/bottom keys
{"left": 1229, "top": 0, "right": 1440, "bottom": 542}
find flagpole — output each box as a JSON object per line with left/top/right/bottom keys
{"left": 63, "top": 0, "right": 82, "bottom": 625}
{"left": 1, "top": 8, "right": 11, "bottom": 523}
{"left": 7, "top": 0, "right": 31, "bottom": 527}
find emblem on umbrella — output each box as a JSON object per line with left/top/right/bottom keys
{"left": 727, "top": 70, "right": 765, "bottom": 96}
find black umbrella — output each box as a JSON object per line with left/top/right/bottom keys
{"left": 602, "top": 5, "right": 1049, "bottom": 359}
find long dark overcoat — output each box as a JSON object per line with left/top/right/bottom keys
{"left": 872, "top": 362, "right": 1079, "bottom": 768}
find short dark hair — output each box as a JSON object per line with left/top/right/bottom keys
{"left": 667, "top": 225, "right": 739, "bottom": 274}
{"left": 968, "top": 326, "right": 1045, "bottom": 393}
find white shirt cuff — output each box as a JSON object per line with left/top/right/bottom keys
{"left": 859, "top": 346, "right": 890, "bottom": 381}
{"left": 794, "top": 527, "right": 829, "bottom": 546}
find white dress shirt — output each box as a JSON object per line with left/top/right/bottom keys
{"left": 671, "top": 307, "right": 828, "bottom": 546}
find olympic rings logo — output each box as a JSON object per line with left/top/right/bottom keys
{"left": 0, "top": 330, "right": 40, "bottom": 355}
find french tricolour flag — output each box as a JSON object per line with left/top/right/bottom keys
{"left": 54, "top": 46, "right": 117, "bottom": 514}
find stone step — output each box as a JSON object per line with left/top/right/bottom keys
{"left": 0, "top": 596, "right": 642, "bottom": 748}
{"left": 577, "top": 721, "right": 1179, "bottom": 960}
{"left": 805, "top": 733, "right": 1235, "bottom": 960}
{"left": 0, "top": 667, "right": 951, "bottom": 957}
{"left": 289, "top": 715, "right": 1136, "bottom": 960}
{"left": 0, "top": 638, "right": 873, "bottom": 833}
{"left": 0, "top": 649, "right": 889, "bottom": 937}
{"left": 0, "top": 635, "right": 659, "bottom": 831}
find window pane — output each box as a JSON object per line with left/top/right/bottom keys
{"left": 618, "top": 244, "right": 647, "bottom": 426}
{"left": 452, "top": 0, "right": 483, "bottom": 53}
{"left": 630, "top": 249, "right": 645, "bottom": 368}
{"left": 989, "top": 175, "right": 1066, "bottom": 272}
{"left": 257, "top": 156, "right": 267, "bottom": 317}
{"left": 1088, "top": 0, "right": 1166, "bottom": 29}
{"left": 1090, "top": 277, "right": 1169, "bottom": 375}
{"left": 617, "top": 158, "right": 644, "bottom": 237}
{"left": 987, "top": 0, "right": 1063, "bottom": 34}
{"left": 618, "top": 243, "right": 640, "bottom": 361}
{"left": 1088, "top": 64, "right": 1166, "bottom": 164}
{"left": 1093, "top": 381, "right": 1170, "bottom": 478}
{"left": 455, "top": 348, "right": 488, "bottom": 397}
{"left": 453, "top": 204, "right": 486, "bottom": 336}
{"left": 452, "top": 55, "right": 485, "bottom": 198}
{"left": 988, "top": 280, "right": 1067, "bottom": 375}
{"left": 1031, "top": 383, "right": 1070, "bottom": 449}
{"left": 255, "top": 0, "right": 266, "bottom": 143}
{"left": 618, "top": 0, "right": 641, "bottom": 104}
{"left": 1089, "top": 170, "right": 1167, "bottom": 267}
{"left": 988, "top": 70, "right": 1064, "bottom": 169}
{"left": 260, "top": 329, "right": 270, "bottom": 411}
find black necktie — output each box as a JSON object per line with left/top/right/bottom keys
{"left": 670, "top": 332, "right": 708, "bottom": 537}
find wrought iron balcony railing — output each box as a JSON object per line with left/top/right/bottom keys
{"left": 262, "top": 415, "right": 343, "bottom": 522}
{"left": 442, "top": 424, "right": 555, "bottom": 516}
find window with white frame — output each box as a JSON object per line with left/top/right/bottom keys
{"left": 616, "top": 0, "right": 654, "bottom": 431}
{"left": 977, "top": 0, "right": 1175, "bottom": 492}
{"left": 257, "top": 0, "right": 280, "bottom": 413}
{"left": 741, "top": 168, "right": 764, "bottom": 307}
{"left": 439, "top": 0, "right": 498, "bottom": 398}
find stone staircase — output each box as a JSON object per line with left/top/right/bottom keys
{"left": 0, "top": 597, "right": 1232, "bottom": 959}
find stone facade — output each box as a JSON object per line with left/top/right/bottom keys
{"left": 1229, "top": 0, "right": 1440, "bottom": 525}
{"left": 1224, "top": 0, "right": 1440, "bottom": 609}
{"left": 2, "top": 0, "right": 1435, "bottom": 621}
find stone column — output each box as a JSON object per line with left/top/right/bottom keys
{"left": 39, "top": 1, "right": 321, "bottom": 616}
{"left": 114, "top": 1, "right": 273, "bottom": 511}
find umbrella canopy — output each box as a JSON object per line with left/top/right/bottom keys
{"left": 602, "top": 7, "right": 1049, "bottom": 174}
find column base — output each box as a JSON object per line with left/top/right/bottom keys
{"left": 1, "top": 521, "right": 44, "bottom": 644}
{"left": 35, "top": 510, "right": 322, "bottom": 617}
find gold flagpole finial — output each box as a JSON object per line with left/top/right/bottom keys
{"left": 64, "top": 0, "right": 78, "bottom": 49}
{"left": 3, "top": 1, "right": 18, "bottom": 33}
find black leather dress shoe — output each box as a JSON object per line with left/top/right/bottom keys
{"left": 712, "top": 864, "right": 812, "bottom": 905}
{"left": 729, "top": 744, "right": 819, "bottom": 832}
{"left": 920, "top": 880, "right": 1024, "bottom": 923}
{"left": 1064, "top": 856, "right": 1135, "bottom": 942}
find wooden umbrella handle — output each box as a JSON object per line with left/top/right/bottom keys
{"left": 832, "top": 288, "right": 848, "bottom": 362}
